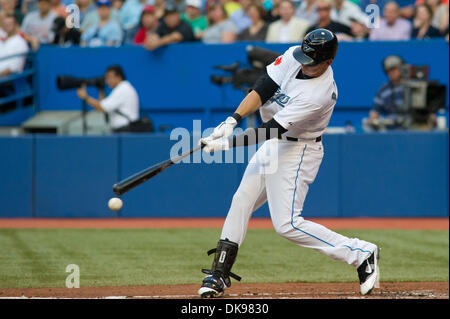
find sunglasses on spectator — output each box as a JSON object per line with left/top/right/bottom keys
{"left": 317, "top": 7, "right": 331, "bottom": 11}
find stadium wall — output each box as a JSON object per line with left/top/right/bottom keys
{"left": 0, "top": 131, "right": 448, "bottom": 218}
{"left": 35, "top": 40, "right": 449, "bottom": 131}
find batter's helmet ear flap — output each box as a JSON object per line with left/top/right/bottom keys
{"left": 382, "top": 55, "right": 404, "bottom": 74}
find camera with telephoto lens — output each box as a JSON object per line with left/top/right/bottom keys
{"left": 56, "top": 75, "right": 105, "bottom": 90}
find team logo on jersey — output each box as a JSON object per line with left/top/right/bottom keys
{"left": 270, "top": 89, "right": 291, "bottom": 106}
{"left": 274, "top": 56, "right": 283, "bottom": 65}
{"left": 332, "top": 92, "right": 337, "bottom": 100}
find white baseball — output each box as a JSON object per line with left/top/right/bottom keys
{"left": 108, "top": 197, "right": 123, "bottom": 211}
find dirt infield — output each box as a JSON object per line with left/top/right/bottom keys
{"left": 0, "top": 217, "right": 448, "bottom": 299}
{"left": 0, "top": 282, "right": 448, "bottom": 299}
{"left": 0, "top": 217, "right": 448, "bottom": 229}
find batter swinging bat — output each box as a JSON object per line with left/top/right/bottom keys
{"left": 113, "top": 144, "right": 203, "bottom": 196}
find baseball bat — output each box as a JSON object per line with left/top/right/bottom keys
{"left": 113, "top": 144, "right": 203, "bottom": 196}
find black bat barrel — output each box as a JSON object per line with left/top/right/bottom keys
{"left": 113, "top": 159, "right": 173, "bottom": 196}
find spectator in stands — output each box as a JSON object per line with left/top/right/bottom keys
{"left": 52, "top": 15, "right": 81, "bottom": 45}
{"left": 220, "top": 0, "right": 243, "bottom": 16}
{"left": 331, "top": 0, "right": 368, "bottom": 27}
{"left": 81, "top": 0, "right": 123, "bottom": 47}
{"left": 266, "top": 0, "right": 310, "bottom": 42}
{"left": 21, "top": 0, "right": 57, "bottom": 44}
{"left": 265, "top": 0, "right": 281, "bottom": 22}
{"left": 166, "top": 0, "right": 187, "bottom": 12}
{"left": 153, "top": 0, "right": 166, "bottom": 19}
{"left": 51, "top": 0, "right": 67, "bottom": 17}
{"left": 364, "top": 55, "right": 409, "bottom": 131}
{"left": 76, "top": 0, "right": 97, "bottom": 25}
{"left": 237, "top": 1, "right": 268, "bottom": 40}
{"left": 145, "top": 6, "right": 195, "bottom": 50}
{"left": 120, "top": 0, "right": 148, "bottom": 44}
{"left": 295, "top": 0, "right": 318, "bottom": 25}
{"left": 338, "top": 15, "right": 370, "bottom": 40}
{"left": 181, "top": 0, "right": 208, "bottom": 39}
{"left": 305, "top": 0, "right": 352, "bottom": 36}
{"left": 425, "top": 0, "right": 449, "bottom": 33}
{"left": 134, "top": 4, "right": 158, "bottom": 44}
{"left": 21, "top": 0, "right": 38, "bottom": 16}
{"left": 81, "top": 0, "right": 120, "bottom": 32}
{"left": 112, "top": 0, "right": 124, "bottom": 10}
{"left": 0, "top": 14, "right": 29, "bottom": 78}
{"left": 0, "top": 0, "right": 24, "bottom": 25}
{"left": 230, "top": 0, "right": 252, "bottom": 33}
{"left": 411, "top": 3, "right": 442, "bottom": 38}
{"left": 369, "top": 1, "right": 411, "bottom": 40}
{"left": 202, "top": 2, "right": 237, "bottom": 43}
{"left": 76, "top": 65, "right": 140, "bottom": 133}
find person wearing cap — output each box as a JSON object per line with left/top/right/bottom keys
{"left": 21, "top": 0, "right": 57, "bottom": 44}
{"left": 81, "top": 0, "right": 121, "bottom": 32}
{"left": 133, "top": 5, "right": 159, "bottom": 44}
{"left": 181, "top": 0, "right": 208, "bottom": 39}
{"left": 81, "top": 0, "right": 123, "bottom": 47}
{"left": 365, "top": 55, "right": 408, "bottom": 131}
{"left": 144, "top": 6, "right": 195, "bottom": 50}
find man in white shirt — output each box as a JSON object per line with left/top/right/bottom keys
{"left": 331, "top": 0, "right": 368, "bottom": 27}
{"left": 266, "top": 0, "right": 310, "bottom": 43}
{"left": 76, "top": 65, "right": 140, "bottom": 131}
{"left": 369, "top": 1, "right": 411, "bottom": 41}
{"left": 198, "top": 29, "right": 380, "bottom": 299}
{"left": 0, "top": 14, "right": 29, "bottom": 77}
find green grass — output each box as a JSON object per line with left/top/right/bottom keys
{"left": 0, "top": 228, "right": 448, "bottom": 288}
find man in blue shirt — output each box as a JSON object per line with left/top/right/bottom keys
{"left": 81, "top": 0, "right": 123, "bottom": 47}
{"left": 365, "top": 55, "right": 410, "bottom": 130}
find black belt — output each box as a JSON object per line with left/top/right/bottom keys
{"left": 285, "top": 136, "right": 322, "bottom": 142}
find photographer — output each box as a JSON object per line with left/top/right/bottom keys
{"left": 75, "top": 65, "right": 140, "bottom": 132}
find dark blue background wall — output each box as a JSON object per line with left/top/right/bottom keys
{"left": 0, "top": 132, "right": 448, "bottom": 218}
{"left": 36, "top": 40, "right": 449, "bottom": 130}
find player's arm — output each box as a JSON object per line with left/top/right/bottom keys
{"left": 201, "top": 72, "right": 279, "bottom": 145}
{"left": 234, "top": 73, "right": 280, "bottom": 118}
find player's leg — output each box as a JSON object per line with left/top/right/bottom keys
{"left": 265, "top": 139, "right": 379, "bottom": 294}
{"left": 199, "top": 147, "right": 267, "bottom": 298}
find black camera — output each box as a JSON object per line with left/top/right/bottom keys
{"left": 57, "top": 75, "right": 105, "bottom": 90}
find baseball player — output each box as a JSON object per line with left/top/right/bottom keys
{"left": 198, "top": 29, "right": 380, "bottom": 298}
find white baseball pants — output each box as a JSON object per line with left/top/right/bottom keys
{"left": 221, "top": 138, "right": 377, "bottom": 268}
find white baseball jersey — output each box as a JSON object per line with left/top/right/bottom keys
{"left": 260, "top": 45, "right": 338, "bottom": 140}
{"left": 220, "top": 46, "right": 377, "bottom": 269}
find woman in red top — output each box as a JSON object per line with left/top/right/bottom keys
{"left": 134, "top": 5, "right": 159, "bottom": 45}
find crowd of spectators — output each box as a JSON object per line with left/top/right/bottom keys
{"left": 0, "top": 0, "right": 448, "bottom": 51}
{"left": 0, "top": 0, "right": 449, "bottom": 74}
